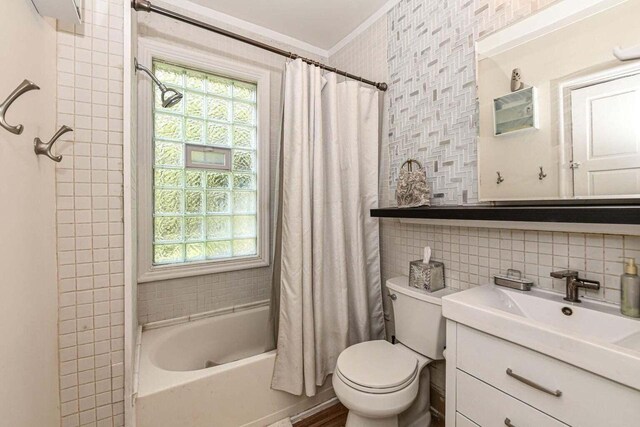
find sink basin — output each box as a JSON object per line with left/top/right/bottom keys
{"left": 450, "top": 284, "right": 640, "bottom": 347}
{"left": 442, "top": 284, "right": 640, "bottom": 390}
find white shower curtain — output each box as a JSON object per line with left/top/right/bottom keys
{"left": 271, "top": 59, "right": 385, "bottom": 397}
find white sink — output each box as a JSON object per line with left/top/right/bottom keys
{"left": 442, "top": 284, "right": 640, "bottom": 391}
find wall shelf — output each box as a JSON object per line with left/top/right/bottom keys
{"left": 371, "top": 206, "right": 640, "bottom": 225}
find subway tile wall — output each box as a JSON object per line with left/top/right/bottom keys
{"left": 55, "top": 0, "right": 126, "bottom": 425}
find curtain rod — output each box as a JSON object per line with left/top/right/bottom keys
{"left": 131, "top": 0, "right": 388, "bottom": 91}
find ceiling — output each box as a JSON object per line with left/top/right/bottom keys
{"left": 188, "top": 0, "right": 392, "bottom": 51}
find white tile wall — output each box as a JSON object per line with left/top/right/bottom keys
{"left": 380, "top": 222, "right": 639, "bottom": 305}
{"left": 56, "top": 0, "right": 126, "bottom": 425}
{"left": 135, "top": 7, "right": 327, "bottom": 324}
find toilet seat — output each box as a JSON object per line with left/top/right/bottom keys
{"left": 335, "top": 340, "right": 418, "bottom": 394}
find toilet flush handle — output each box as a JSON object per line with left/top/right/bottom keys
{"left": 389, "top": 293, "right": 397, "bottom": 301}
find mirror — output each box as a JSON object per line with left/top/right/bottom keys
{"left": 477, "top": 0, "right": 640, "bottom": 202}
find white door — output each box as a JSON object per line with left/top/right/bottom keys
{"left": 0, "top": 2, "right": 60, "bottom": 426}
{"left": 571, "top": 73, "right": 640, "bottom": 197}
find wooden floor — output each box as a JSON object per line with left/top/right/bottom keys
{"left": 293, "top": 403, "right": 349, "bottom": 427}
{"left": 291, "top": 401, "right": 443, "bottom": 427}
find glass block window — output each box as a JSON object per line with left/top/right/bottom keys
{"left": 152, "top": 61, "right": 258, "bottom": 265}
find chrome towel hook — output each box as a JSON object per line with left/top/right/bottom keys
{"left": 538, "top": 166, "right": 547, "bottom": 180}
{"left": 0, "top": 79, "right": 40, "bottom": 135}
{"left": 34, "top": 125, "right": 73, "bottom": 162}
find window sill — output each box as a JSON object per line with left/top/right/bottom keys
{"left": 137, "top": 255, "right": 269, "bottom": 283}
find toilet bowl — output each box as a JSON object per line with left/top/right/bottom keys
{"left": 333, "top": 276, "right": 456, "bottom": 427}
{"left": 332, "top": 340, "right": 431, "bottom": 427}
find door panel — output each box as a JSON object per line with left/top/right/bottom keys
{"left": 0, "top": 2, "right": 59, "bottom": 426}
{"left": 571, "top": 73, "right": 640, "bottom": 197}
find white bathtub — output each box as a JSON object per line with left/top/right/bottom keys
{"left": 136, "top": 305, "right": 334, "bottom": 427}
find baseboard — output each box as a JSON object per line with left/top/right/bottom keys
{"left": 289, "top": 396, "right": 340, "bottom": 423}
{"left": 240, "top": 387, "right": 336, "bottom": 427}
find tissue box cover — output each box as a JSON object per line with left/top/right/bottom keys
{"left": 409, "top": 260, "right": 445, "bottom": 292}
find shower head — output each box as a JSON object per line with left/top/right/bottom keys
{"left": 134, "top": 58, "right": 184, "bottom": 108}
{"left": 160, "top": 88, "right": 183, "bottom": 108}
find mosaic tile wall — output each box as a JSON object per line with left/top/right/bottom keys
{"left": 381, "top": 224, "right": 638, "bottom": 305}
{"left": 55, "top": 0, "right": 126, "bottom": 425}
{"left": 138, "top": 269, "right": 271, "bottom": 323}
{"left": 386, "top": 0, "right": 559, "bottom": 205}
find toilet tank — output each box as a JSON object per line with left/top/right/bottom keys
{"left": 387, "top": 276, "right": 457, "bottom": 359}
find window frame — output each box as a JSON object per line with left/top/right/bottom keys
{"left": 137, "top": 38, "right": 270, "bottom": 283}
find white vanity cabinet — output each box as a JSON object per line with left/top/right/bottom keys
{"left": 445, "top": 322, "right": 640, "bottom": 427}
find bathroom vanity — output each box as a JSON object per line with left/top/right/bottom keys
{"left": 442, "top": 285, "right": 640, "bottom": 427}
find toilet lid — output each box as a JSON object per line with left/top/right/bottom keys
{"left": 336, "top": 340, "right": 418, "bottom": 393}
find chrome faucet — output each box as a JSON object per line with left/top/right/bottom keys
{"left": 550, "top": 270, "right": 600, "bottom": 303}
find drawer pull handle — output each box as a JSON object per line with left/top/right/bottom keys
{"left": 504, "top": 418, "right": 516, "bottom": 427}
{"left": 506, "top": 368, "right": 562, "bottom": 397}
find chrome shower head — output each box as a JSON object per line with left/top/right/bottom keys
{"left": 134, "top": 58, "right": 183, "bottom": 108}
{"left": 160, "top": 87, "right": 183, "bottom": 108}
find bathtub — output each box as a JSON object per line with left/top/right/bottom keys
{"left": 135, "top": 304, "right": 334, "bottom": 427}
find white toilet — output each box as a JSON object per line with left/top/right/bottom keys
{"left": 332, "top": 276, "right": 456, "bottom": 427}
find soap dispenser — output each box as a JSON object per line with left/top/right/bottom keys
{"left": 621, "top": 258, "right": 640, "bottom": 318}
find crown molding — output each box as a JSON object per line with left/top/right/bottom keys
{"left": 153, "top": 0, "right": 398, "bottom": 61}
{"left": 156, "top": 0, "right": 330, "bottom": 58}
{"left": 327, "top": 0, "right": 398, "bottom": 57}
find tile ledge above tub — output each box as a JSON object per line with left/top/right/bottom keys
{"left": 142, "top": 299, "right": 271, "bottom": 331}
{"left": 370, "top": 206, "right": 640, "bottom": 236}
